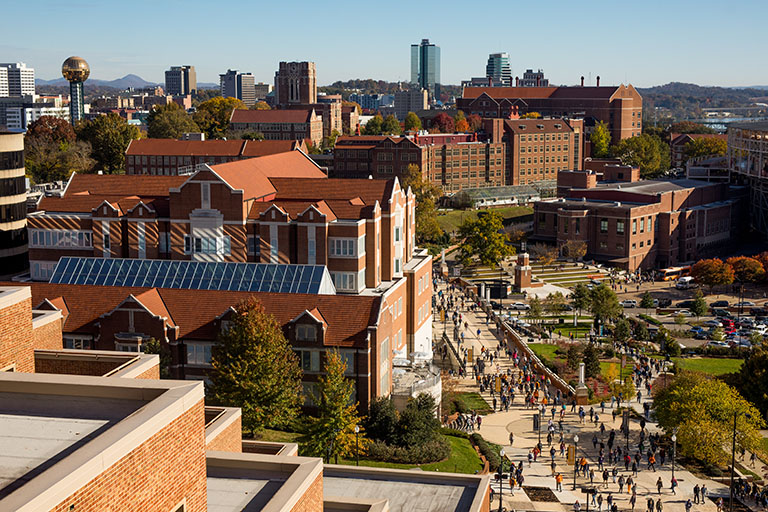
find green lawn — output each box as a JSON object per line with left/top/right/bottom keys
{"left": 672, "top": 357, "right": 743, "bottom": 375}
{"left": 453, "top": 392, "right": 493, "bottom": 415}
{"left": 436, "top": 206, "right": 533, "bottom": 233}
{"left": 337, "top": 435, "right": 484, "bottom": 474}
{"left": 528, "top": 343, "right": 559, "bottom": 361}
{"left": 253, "top": 428, "right": 303, "bottom": 443}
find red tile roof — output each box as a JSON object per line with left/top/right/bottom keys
{"left": 462, "top": 85, "right": 626, "bottom": 101}
{"left": 269, "top": 177, "right": 394, "bottom": 211}
{"left": 240, "top": 140, "right": 306, "bottom": 157}
{"left": 670, "top": 133, "right": 727, "bottom": 146}
{"left": 248, "top": 199, "right": 337, "bottom": 221}
{"left": 20, "top": 282, "right": 380, "bottom": 347}
{"left": 230, "top": 109, "right": 316, "bottom": 124}
{"left": 125, "top": 138, "right": 305, "bottom": 158}
{"left": 65, "top": 173, "right": 186, "bottom": 197}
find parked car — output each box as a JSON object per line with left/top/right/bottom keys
{"left": 508, "top": 302, "right": 531, "bottom": 311}
{"left": 657, "top": 298, "right": 672, "bottom": 308}
{"left": 621, "top": 299, "right": 638, "bottom": 308}
{"left": 675, "top": 309, "right": 694, "bottom": 317}
{"left": 751, "top": 308, "right": 768, "bottom": 317}
{"left": 712, "top": 309, "right": 732, "bottom": 318}
{"left": 590, "top": 279, "right": 602, "bottom": 285}
{"left": 489, "top": 301, "right": 502, "bottom": 310}
{"left": 677, "top": 300, "right": 695, "bottom": 309}
{"left": 694, "top": 331, "right": 710, "bottom": 340}
{"left": 675, "top": 276, "right": 697, "bottom": 290}
{"left": 689, "top": 326, "right": 705, "bottom": 334}
{"left": 703, "top": 319, "right": 723, "bottom": 328}
{"left": 710, "top": 300, "right": 730, "bottom": 308}
{"left": 707, "top": 341, "right": 730, "bottom": 348}
{"left": 735, "top": 301, "right": 756, "bottom": 307}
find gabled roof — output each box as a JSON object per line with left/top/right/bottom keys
{"left": 65, "top": 173, "right": 186, "bottom": 197}
{"left": 125, "top": 138, "right": 305, "bottom": 158}
{"left": 132, "top": 288, "right": 176, "bottom": 327}
{"left": 248, "top": 199, "right": 337, "bottom": 222}
{"left": 269, "top": 177, "right": 395, "bottom": 212}
{"left": 230, "top": 109, "right": 316, "bottom": 124}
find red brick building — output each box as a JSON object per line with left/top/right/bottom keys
{"left": 669, "top": 133, "right": 727, "bottom": 169}
{"left": 125, "top": 138, "right": 307, "bottom": 175}
{"left": 229, "top": 108, "right": 323, "bottom": 146}
{"left": 458, "top": 83, "right": 642, "bottom": 143}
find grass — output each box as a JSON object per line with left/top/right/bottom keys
{"left": 436, "top": 206, "right": 533, "bottom": 233}
{"left": 253, "top": 428, "right": 303, "bottom": 443}
{"left": 337, "top": 435, "right": 484, "bottom": 474}
{"left": 454, "top": 391, "right": 493, "bottom": 415}
{"left": 528, "top": 343, "right": 558, "bottom": 361}
{"left": 672, "top": 357, "right": 743, "bottom": 375}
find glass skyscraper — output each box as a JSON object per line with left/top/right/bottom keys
{"left": 410, "top": 39, "right": 441, "bottom": 100}
{"left": 485, "top": 53, "right": 512, "bottom": 86}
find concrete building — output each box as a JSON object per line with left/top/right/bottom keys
{"left": 125, "top": 138, "right": 307, "bottom": 175}
{"left": 349, "top": 93, "right": 394, "bottom": 111}
{"left": 2, "top": 95, "right": 69, "bottom": 130}
{"left": 533, "top": 173, "right": 742, "bottom": 271}
{"left": 486, "top": 53, "right": 512, "bottom": 87}
{"left": 458, "top": 82, "right": 642, "bottom": 143}
{"left": 728, "top": 121, "right": 768, "bottom": 236}
{"left": 0, "top": 62, "right": 35, "bottom": 97}
{"left": 229, "top": 109, "right": 323, "bottom": 146}
{"left": 0, "top": 131, "right": 28, "bottom": 276}
{"left": 394, "top": 89, "right": 428, "bottom": 121}
{"left": 519, "top": 69, "right": 549, "bottom": 87}
{"left": 165, "top": 65, "right": 197, "bottom": 96}
{"left": 275, "top": 61, "right": 317, "bottom": 105}
{"left": 253, "top": 81, "right": 272, "bottom": 100}
{"left": 410, "top": 39, "right": 441, "bottom": 100}
{"left": 219, "top": 69, "right": 256, "bottom": 106}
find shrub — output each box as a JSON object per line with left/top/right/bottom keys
{"left": 470, "top": 433, "right": 501, "bottom": 471}
{"left": 603, "top": 347, "right": 615, "bottom": 358}
{"left": 366, "top": 437, "right": 451, "bottom": 464}
{"left": 639, "top": 314, "right": 662, "bottom": 326}
{"left": 439, "top": 427, "right": 470, "bottom": 439}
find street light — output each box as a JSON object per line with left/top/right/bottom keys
{"left": 498, "top": 448, "right": 506, "bottom": 512}
{"left": 573, "top": 434, "right": 580, "bottom": 490}
{"left": 671, "top": 433, "right": 677, "bottom": 480}
{"left": 354, "top": 425, "right": 360, "bottom": 466}
{"left": 538, "top": 404, "right": 544, "bottom": 444}
{"left": 730, "top": 411, "right": 751, "bottom": 512}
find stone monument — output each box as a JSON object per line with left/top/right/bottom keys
{"left": 575, "top": 361, "right": 589, "bottom": 404}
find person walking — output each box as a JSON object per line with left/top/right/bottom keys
{"left": 618, "top": 475, "right": 625, "bottom": 493}
{"left": 556, "top": 472, "right": 563, "bottom": 492}
{"left": 647, "top": 497, "right": 655, "bottom": 512}
{"left": 656, "top": 499, "right": 663, "bottom": 512}
{"left": 597, "top": 494, "right": 604, "bottom": 512}
{"left": 671, "top": 477, "right": 678, "bottom": 495}
{"left": 648, "top": 453, "right": 656, "bottom": 472}
{"left": 574, "top": 501, "right": 582, "bottom": 512}
{"left": 693, "top": 484, "right": 700, "bottom": 504}
{"left": 656, "top": 477, "right": 663, "bottom": 494}
{"left": 629, "top": 493, "right": 636, "bottom": 511}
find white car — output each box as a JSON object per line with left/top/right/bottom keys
{"left": 621, "top": 300, "right": 638, "bottom": 308}
{"left": 735, "top": 301, "right": 756, "bottom": 307}
{"left": 674, "top": 309, "right": 694, "bottom": 317}
{"left": 508, "top": 302, "right": 531, "bottom": 311}
{"left": 703, "top": 320, "right": 723, "bottom": 328}
{"left": 707, "top": 341, "right": 730, "bottom": 348}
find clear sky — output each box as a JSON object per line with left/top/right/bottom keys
{"left": 3, "top": 0, "right": 767, "bottom": 88}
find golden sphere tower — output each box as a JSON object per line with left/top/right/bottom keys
{"left": 61, "top": 56, "right": 90, "bottom": 124}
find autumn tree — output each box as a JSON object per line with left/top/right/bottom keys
{"left": 321, "top": 129, "right": 341, "bottom": 151}
{"left": 611, "top": 133, "right": 670, "bottom": 178}
{"left": 362, "top": 114, "right": 383, "bottom": 135}
{"left": 76, "top": 113, "right": 141, "bottom": 172}
{"left": 250, "top": 101, "right": 271, "bottom": 110}
{"left": 209, "top": 298, "right": 302, "bottom": 431}
{"left": 454, "top": 110, "right": 469, "bottom": 132}
{"left": 520, "top": 112, "right": 541, "bottom": 119}
{"left": 684, "top": 137, "right": 727, "bottom": 161}
{"left": 653, "top": 371, "right": 765, "bottom": 467}
{"left": 25, "top": 137, "right": 94, "bottom": 183}
{"left": 401, "top": 164, "right": 443, "bottom": 243}
{"left": 725, "top": 342, "right": 768, "bottom": 419}
{"left": 193, "top": 96, "right": 246, "bottom": 139}
{"left": 544, "top": 291, "right": 567, "bottom": 317}
{"left": 590, "top": 121, "right": 611, "bottom": 158}
{"left": 301, "top": 350, "right": 368, "bottom": 462}
{"left": 691, "top": 258, "right": 734, "bottom": 293}
{"left": 529, "top": 242, "right": 558, "bottom": 271}
{"left": 726, "top": 256, "right": 765, "bottom": 284}
{"left": 561, "top": 240, "right": 587, "bottom": 261}
{"left": 147, "top": 102, "right": 199, "bottom": 139}
{"left": 589, "top": 284, "right": 622, "bottom": 325}
{"left": 432, "top": 112, "right": 454, "bottom": 133}
{"left": 467, "top": 114, "right": 482, "bottom": 132}
{"left": 381, "top": 114, "right": 402, "bottom": 135}
{"left": 457, "top": 211, "right": 514, "bottom": 267}
{"left": 26, "top": 115, "right": 75, "bottom": 144}
{"left": 404, "top": 112, "right": 421, "bottom": 132}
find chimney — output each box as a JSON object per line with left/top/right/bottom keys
{"left": 596, "top": 76, "right": 600, "bottom": 87}
{"left": 488, "top": 76, "right": 492, "bottom": 87}
{"left": 581, "top": 76, "right": 585, "bottom": 87}
{"left": 537, "top": 77, "right": 541, "bottom": 87}
{"left": 515, "top": 76, "right": 519, "bottom": 87}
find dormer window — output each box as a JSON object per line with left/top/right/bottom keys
{"left": 297, "top": 324, "right": 317, "bottom": 342}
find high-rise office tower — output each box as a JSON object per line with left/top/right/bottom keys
{"left": 164, "top": 65, "right": 197, "bottom": 96}
{"left": 0, "top": 130, "right": 28, "bottom": 276}
{"left": 410, "top": 39, "right": 441, "bottom": 100}
{"left": 0, "top": 68, "right": 8, "bottom": 97}
{"left": 219, "top": 69, "right": 256, "bottom": 106}
{"left": 486, "top": 53, "right": 512, "bottom": 86}
{"left": 0, "top": 63, "right": 35, "bottom": 97}
{"left": 274, "top": 62, "right": 316, "bottom": 105}
{"left": 61, "top": 56, "right": 89, "bottom": 125}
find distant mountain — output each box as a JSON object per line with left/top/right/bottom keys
{"left": 198, "top": 82, "right": 219, "bottom": 89}
{"left": 36, "top": 74, "right": 159, "bottom": 89}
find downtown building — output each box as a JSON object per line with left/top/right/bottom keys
{"left": 229, "top": 108, "right": 323, "bottom": 146}
{"left": 0, "top": 284, "right": 489, "bottom": 511}
{"left": 410, "top": 39, "right": 441, "bottom": 100}
{"left": 0, "top": 130, "right": 28, "bottom": 276}
{"left": 165, "top": 65, "right": 197, "bottom": 96}
{"left": 219, "top": 69, "right": 256, "bottom": 106}
{"left": 273, "top": 61, "right": 344, "bottom": 137}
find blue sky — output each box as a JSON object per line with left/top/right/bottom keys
{"left": 4, "top": 0, "right": 767, "bottom": 88}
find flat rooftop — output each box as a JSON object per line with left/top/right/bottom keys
{"left": 587, "top": 178, "right": 717, "bottom": 195}
{"left": 729, "top": 120, "right": 768, "bottom": 131}
{"left": 0, "top": 392, "right": 145, "bottom": 499}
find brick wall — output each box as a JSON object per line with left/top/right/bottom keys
{"left": 289, "top": 472, "right": 323, "bottom": 512}
{"left": 135, "top": 365, "right": 160, "bottom": 379}
{"left": 34, "top": 358, "right": 125, "bottom": 376}
{"left": 0, "top": 298, "right": 33, "bottom": 372}
{"left": 50, "top": 399, "right": 207, "bottom": 512}
{"left": 31, "top": 319, "right": 63, "bottom": 352}
{"left": 206, "top": 414, "right": 243, "bottom": 453}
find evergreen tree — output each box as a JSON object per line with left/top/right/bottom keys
{"left": 301, "top": 350, "right": 368, "bottom": 462}
{"left": 404, "top": 112, "right": 422, "bottom": 132}
{"left": 613, "top": 318, "right": 631, "bottom": 344}
{"left": 640, "top": 291, "right": 655, "bottom": 313}
{"left": 571, "top": 283, "right": 591, "bottom": 316}
{"left": 209, "top": 298, "right": 302, "bottom": 431}
{"left": 365, "top": 396, "right": 398, "bottom": 442}
{"left": 394, "top": 393, "right": 441, "bottom": 447}
{"left": 381, "top": 114, "right": 402, "bottom": 135}
{"left": 690, "top": 290, "right": 708, "bottom": 318}
{"left": 583, "top": 342, "right": 601, "bottom": 379}
{"left": 566, "top": 344, "right": 582, "bottom": 371}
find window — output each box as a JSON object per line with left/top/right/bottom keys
{"left": 270, "top": 236, "right": 278, "bottom": 262}
{"left": 394, "top": 226, "right": 401, "bottom": 242}
{"left": 64, "top": 335, "right": 92, "bottom": 350}
{"left": 201, "top": 182, "right": 210, "bottom": 209}
{"left": 397, "top": 298, "right": 403, "bottom": 317}
{"left": 600, "top": 219, "right": 608, "bottom": 234}
{"left": 183, "top": 235, "right": 232, "bottom": 255}
{"left": 600, "top": 241, "right": 608, "bottom": 249}
{"left": 186, "top": 343, "right": 212, "bottom": 366}
{"left": 617, "top": 221, "right": 625, "bottom": 234}
{"left": 31, "top": 261, "right": 57, "bottom": 281}
{"left": 296, "top": 350, "right": 320, "bottom": 372}
{"left": 29, "top": 229, "right": 92, "bottom": 249}
{"left": 137, "top": 223, "right": 146, "bottom": 258}
{"left": 640, "top": 218, "right": 645, "bottom": 233}
{"left": 297, "top": 324, "right": 317, "bottom": 341}
{"left": 632, "top": 220, "right": 637, "bottom": 235}
{"left": 332, "top": 272, "right": 356, "bottom": 291}
{"left": 394, "top": 258, "right": 401, "bottom": 274}
{"left": 329, "top": 238, "right": 356, "bottom": 257}
{"left": 159, "top": 232, "right": 170, "bottom": 253}
{"left": 308, "top": 239, "right": 315, "bottom": 258}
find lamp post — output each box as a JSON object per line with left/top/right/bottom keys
{"left": 573, "top": 434, "right": 580, "bottom": 490}
{"left": 498, "top": 448, "right": 505, "bottom": 512}
{"left": 354, "top": 425, "right": 360, "bottom": 466}
{"left": 729, "top": 411, "right": 751, "bottom": 512}
{"left": 538, "top": 404, "right": 544, "bottom": 444}
{"left": 671, "top": 433, "right": 677, "bottom": 480}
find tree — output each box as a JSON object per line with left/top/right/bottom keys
{"left": 653, "top": 371, "right": 765, "bottom": 467}
{"left": 520, "top": 112, "right": 541, "bottom": 119}
{"left": 566, "top": 344, "right": 582, "bottom": 370}
{"left": 25, "top": 137, "right": 94, "bottom": 183}
{"left": 544, "top": 292, "right": 567, "bottom": 317}
{"left": 589, "top": 284, "right": 622, "bottom": 325}
{"left": 76, "top": 113, "right": 141, "bottom": 172}
{"left": 142, "top": 338, "right": 171, "bottom": 378}
{"left": 691, "top": 258, "right": 734, "bottom": 293}
{"left": 582, "top": 343, "right": 601, "bottom": 379}
{"left": 394, "top": 393, "right": 441, "bottom": 447}
{"left": 457, "top": 211, "right": 514, "bottom": 268}
{"left": 684, "top": 138, "right": 727, "bottom": 161}
{"left": 433, "top": 112, "right": 454, "bottom": 133}
{"left": 362, "top": 114, "right": 383, "bottom": 135}
{"left": 381, "top": 115, "right": 402, "bottom": 135}
{"left": 561, "top": 240, "right": 587, "bottom": 261}
{"left": 400, "top": 164, "right": 443, "bottom": 243}
{"left": 301, "top": 350, "right": 368, "bottom": 462}
{"left": 634, "top": 322, "right": 649, "bottom": 342}
{"left": 528, "top": 296, "right": 543, "bottom": 324}
{"left": 640, "top": 291, "right": 655, "bottom": 313}
{"left": 365, "top": 396, "right": 398, "bottom": 442}
{"left": 571, "top": 283, "right": 591, "bottom": 316}
{"left": 467, "top": 114, "right": 482, "bottom": 133}
{"left": 725, "top": 342, "right": 768, "bottom": 419}
{"left": 690, "top": 290, "right": 708, "bottom": 318}
{"left": 404, "top": 112, "right": 421, "bottom": 132}
{"left": 193, "top": 97, "right": 246, "bottom": 139}
{"left": 611, "top": 133, "right": 670, "bottom": 178}
{"left": 710, "top": 327, "right": 725, "bottom": 342}
{"left": 669, "top": 121, "right": 717, "bottom": 135}
{"left": 240, "top": 132, "right": 264, "bottom": 141}
{"left": 208, "top": 298, "right": 302, "bottom": 431}
{"left": 726, "top": 256, "right": 765, "bottom": 284}
{"left": 322, "top": 129, "right": 340, "bottom": 151}
{"left": 613, "top": 318, "right": 631, "bottom": 344}
{"left": 26, "top": 115, "right": 75, "bottom": 144}
{"left": 147, "top": 102, "right": 199, "bottom": 139}
{"left": 590, "top": 121, "right": 611, "bottom": 158}
{"left": 251, "top": 101, "right": 271, "bottom": 110}
{"left": 455, "top": 119, "right": 469, "bottom": 132}
{"left": 529, "top": 242, "right": 558, "bottom": 271}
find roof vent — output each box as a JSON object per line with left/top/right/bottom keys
{"left": 368, "top": 175, "right": 373, "bottom": 180}
{"left": 582, "top": 197, "right": 586, "bottom": 202}
{"left": 615, "top": 202, "right": 621, "bottom": 206}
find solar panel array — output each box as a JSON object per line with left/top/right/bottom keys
{"left": 49, "top": 257, "right": 333, "bottom": 294}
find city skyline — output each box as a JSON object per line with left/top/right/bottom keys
{"left": 3, "top": 0, "right": 767, "bottom": 89}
